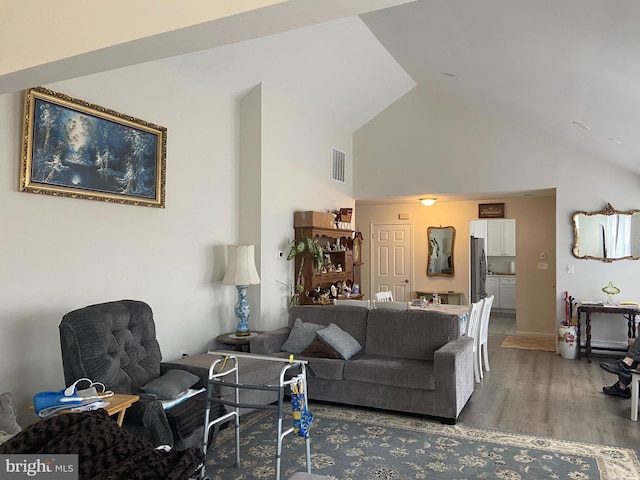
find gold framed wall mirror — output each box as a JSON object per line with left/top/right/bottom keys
{"left": 427, "top": 226, "right": 456, "bottom": 277}
{"left": 572, "top": 203, "right": 640, "bottom": 262}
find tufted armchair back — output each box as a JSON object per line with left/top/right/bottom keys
{"left": 59, "top": 300, "right": 162, "bottom": 393}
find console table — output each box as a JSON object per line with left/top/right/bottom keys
{"left": 576, "top": 305, "right": 639, "bottom": 363}
{"left": 415, "top": 291, "right": 464, "bottom": 305}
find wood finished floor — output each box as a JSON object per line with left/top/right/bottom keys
{"left": 458, "top": 313, "right": 640, "bottom": 448}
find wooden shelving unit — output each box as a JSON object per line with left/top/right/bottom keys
{"left": 293, "top": 225, "right": 363, "bottom": 305}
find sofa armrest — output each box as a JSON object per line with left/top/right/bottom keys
{"left": 250, "top": 327, "right": 290, "bottom": 354}
{"left": 433, "top": 336, "right": 475, "bottom": 421}
{"left": 124, "top": 397, "right": 174, "bottom": 447}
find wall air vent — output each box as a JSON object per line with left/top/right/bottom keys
{"left": 331, "top": 147, "right": 346, "bottom": 183}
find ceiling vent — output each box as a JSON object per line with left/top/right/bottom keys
{"left": 331, "top": 147, "right": 346, "bottom": 183}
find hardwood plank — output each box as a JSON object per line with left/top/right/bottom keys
{"left": 458, "top": 329, "right": 640, "bottom": 448}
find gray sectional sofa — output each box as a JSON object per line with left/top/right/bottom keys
{"left": 251, "top": 305, "right": 475, "bottom": 423}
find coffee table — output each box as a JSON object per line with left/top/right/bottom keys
{"left": 104, "top": 393, "right": 139, "bottom": 426}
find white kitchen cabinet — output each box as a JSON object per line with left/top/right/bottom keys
{"left": 486, "top": 276, "right": 499, "bottom": 306}
{"left": 486, "top": 219, "right": 516, "bottom": 256}
{"left": 470, "top": 220, "right": 487, "bottom": 239}
{"left": 499, "top": 276, "right": 517, "bottom": 309}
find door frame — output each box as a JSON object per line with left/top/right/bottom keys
{"left": 369, "top": 221, "right": 413, "bottom": 301}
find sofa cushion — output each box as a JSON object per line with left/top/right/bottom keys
{"left": 302, "top": 336, "right": 342, "bottom": 359}
{"left": 140, "top": 369, "right": 200, "bottom": 400}
{"left": 281, "top": 318, "right": 325, "bottom": 353}
{"left": 288, "top": 306, "right": 368, "bottom": 347}
{"left": 344, "top": 355, "right": 436, "bottom": 390}
{"left": 365, "top": 309, "right": 459, "bottom": 359}
{"left": 317, "top": 323, "right": 362, "bottom": 360}
{"left": 298, "top": 357, "right": 345, "bottom": 380}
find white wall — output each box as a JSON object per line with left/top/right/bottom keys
{"left": 0, "top": 62, "right": 238, "bottom": 419}
{"left": 0, "top": 61, "right": 352, "bottom": 421}
{"left": 356, "top": 195, "right": 556, "bottom": 337}
{"left": 258, "top": 84, "right": 354, "bottom": 329}
{"left": 354, "top": 86, "right": 640, "bottom": 348}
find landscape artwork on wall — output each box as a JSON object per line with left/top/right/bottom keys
{"left": 20, "top": 87, "right": 167, "bottom": 208}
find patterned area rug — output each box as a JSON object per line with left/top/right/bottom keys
{"left": 205, "top": 404, "right": 640, "bottom": 479}
{"left": 500, "top": 335, "right": 556, "bottom": 352}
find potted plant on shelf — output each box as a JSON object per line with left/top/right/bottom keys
{"left": 285, "top": 237, "right": 324, "bottom": 307}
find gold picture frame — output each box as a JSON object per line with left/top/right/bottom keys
{"left": 20, "top": 87, "right": 167, "bottom": 208}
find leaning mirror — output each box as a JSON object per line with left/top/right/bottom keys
{"left": 572, "top": 203, "right": 640, "bottom": 262}
{"left": 427, "top": 226, "right": 456, "bottom": 277}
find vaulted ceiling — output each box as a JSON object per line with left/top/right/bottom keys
{"left": 5, "top": 0, "right": 640, "bottom": 177}
{"left": 160, "top": 0, "right": 640, "bottom": 177}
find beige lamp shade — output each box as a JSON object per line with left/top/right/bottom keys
{"left": 223, "top": 245, "right": 261, "bottom": 286}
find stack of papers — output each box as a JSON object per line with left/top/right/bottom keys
{"left": 161, "top": 388, "right": 205, "bottom": 410}
{"left": 581, "top": 300, "right": 604, "bottom": 305}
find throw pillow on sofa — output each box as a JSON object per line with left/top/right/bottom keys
{"left": 302, "top": 336, "right": 342, "bottom": 359}
{"left": 281, "top": 318, "right": 325, "bottom": 353}
{"left": 316, "top": 323, "right": 362, "bottom": 360}
{"left": 140, "top": 369, "right": 200, "bottom": 400}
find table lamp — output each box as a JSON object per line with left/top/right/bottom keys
{"left": 223, "top": 245, "right": 261, "bottom": 336}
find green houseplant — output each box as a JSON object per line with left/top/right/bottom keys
{"left": 285, "top": 237, "right": 324, "bottom": 307}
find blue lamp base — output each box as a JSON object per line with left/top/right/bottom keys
{"left": 234, "top": 285, "right": 251, "bottom": 336}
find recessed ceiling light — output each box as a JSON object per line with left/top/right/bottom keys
{"left": 571, "top": 121, "right": 590, "bottom": 130}
{"left": 608, "top": 137, "right": 622, "bottom": 145}
{"left": 420, "top": 198, "right": 437, "bottom": 206}
{"left": 443, "top": 72, "right": 462, "bottom": 81}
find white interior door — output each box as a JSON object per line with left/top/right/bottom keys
{"left": 371, "top": 223, "right": 412, "bottom": 302}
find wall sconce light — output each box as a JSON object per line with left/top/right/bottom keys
{"left": 420, "top": 198, "right": 436, "bottom": 207}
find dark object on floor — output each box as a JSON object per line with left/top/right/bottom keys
{"left": 0, "top": 409, "right": 203, "bottom": 480}
{"left": 59, "top": 299, "right": 209, "bottom": 449}
{"left": 603, "top": 382, "right": 631, "bottom": 399}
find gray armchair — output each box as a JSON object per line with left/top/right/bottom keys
{"left": 59, "top": 299, "right": 204, "bottom": 449}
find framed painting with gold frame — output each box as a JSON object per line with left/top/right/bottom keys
{"left": 20, "top": 87, "right": 167, "bottom": 208}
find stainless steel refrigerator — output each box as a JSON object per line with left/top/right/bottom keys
{"left": 470, "top": 236, "right": 487, "bottom": 303}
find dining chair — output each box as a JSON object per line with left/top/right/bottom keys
{"left": 373, "top": 300, "right": 408, "bottom": 310}
{"left": 465, "top": 298, "right": 485, "bottom": 383}
{"left": 374, "top": 291, "right": 394, "bottom": 302}
{"left": 477, "top": 295, "right": 494, "bottom": 379}
{"left": 333, "top": 299, "right": 371, "bottom": 308}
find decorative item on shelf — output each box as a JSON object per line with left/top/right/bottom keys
{"left": 223, "top": 245, "right": 261, "bottom": 336}
{"left": 602, "top": 281, "right": 620, "bottom": 305}
{"left": 332, "top": 208, "right": 353, "bottom": 229}
{"left": 317, "top": 292, "right": 332, "bottom": 305}
{"left": 286, "top": 237, "right": 323, "bottom": 307}
{"left": 353, "top": 232, "right": 363, "bottom": 264}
